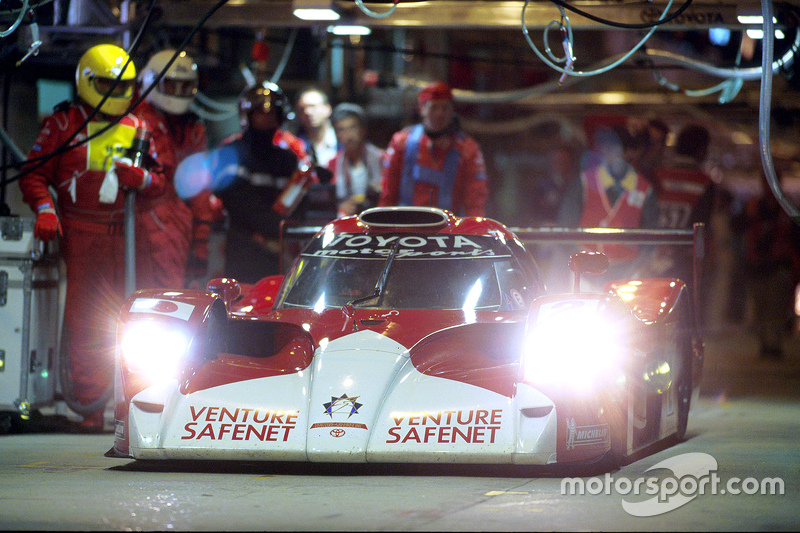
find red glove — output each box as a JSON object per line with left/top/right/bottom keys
{"left": 34, "top": 206, "right": 62, "bottom": 242}
{"left": 115, "top": 159, "right": 151, "bottom": 190}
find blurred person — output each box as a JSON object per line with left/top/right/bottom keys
{"left": 379, "top": 81, "right": 489, "bottom": 216}
{"left": 18, "top": 44, "right": 165, "bottom": 431}
{"left": 133, "top": 49, "right": 209, "bottom": 289}
{"left": 177, "top": 81, "right": 310, "bottom": 284}
{"left": 295, "top": 86, "right": 338, "bottom": 174}
{"left": 556, "top": 126, "right": 657, "bottom": 281}
{"left": 742, "top": 173, "right": 800, "bottom": 359}
{"left": 328, "top": 103, "right": 384, "bottom": 217}
{"left": 648, "top": 124, "right": 716, "bottom": 291}
{"left": 654, "top": 124, "right": 715, "bottom": 230}
{"left": 628, "top": 118, "right": 669, "bottom": 189}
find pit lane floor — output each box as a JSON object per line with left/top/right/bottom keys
{"left": 0, "top": 326, "right": 798, "bottom": 531}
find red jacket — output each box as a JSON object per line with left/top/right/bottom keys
{"left": 578, "top": 162, "right": 653, "bottom": 261}
{"left": 133, "top": 100, "right": 206, "bottom": 186}
{"left": 654, "top": 162, "right": 712, "bottom": 229}
{"left": 379, "top": 124, "right": 488, "bottom": 216}
{"left": 20, "top": 103, "right": 164, "bottom": 225}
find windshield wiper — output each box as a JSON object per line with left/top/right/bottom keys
{"left": 347, "top": 239, "right": 401, "bottom": 309}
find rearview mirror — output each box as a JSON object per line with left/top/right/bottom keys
{"left": 568, "top": 251, "right": 609, "bottom": 293}
{"left": 206, "top": 277, "right": 242, "bottom": 310}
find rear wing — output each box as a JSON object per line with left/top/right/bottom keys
{"left": 510, "top": 225, "right": 705, "bottom": 323}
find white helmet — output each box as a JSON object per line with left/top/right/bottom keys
{"left": 139, "top": 49, "right": 199, "bottom": 115}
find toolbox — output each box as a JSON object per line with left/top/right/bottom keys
{"left": 0, "top": 216, "right": 61, "bottom": 418}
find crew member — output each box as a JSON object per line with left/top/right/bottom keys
{"left": 294, "top": 86, "right": 338, "bottom": 172}
{"left": 133, "top": 49, "right": 205, "bottom": 289}
{"left": 379, "top": 81, "right": 488, "bottom": 216}
{"left": 557, "top": 126, "right": 657, "bottom": 271}
{"left": 18, "top": 44, "right": 165, "bottom": 431}
{"left": 328, "top": 103, "right": 384, "bottom": 217}
{"left": 212, "top": 80, "right": 309, "bottom": 283}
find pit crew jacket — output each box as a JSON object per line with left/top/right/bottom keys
{"left": 654, "top": 156, "right": 714, "bottom": 229}
{"left": 18, "top": 102, "right": 165, "bottom": 407}
{"left": 20, "top": 102, "right": 165, "bottom": 226}
{"left": 379, "top": 124, "right": 488, "bottom": 216}
{"left": 132, "top": 100, "right": 205, "bottom": 288}
{"left": 576, "top": 161, "right": 655, "bottom": 262}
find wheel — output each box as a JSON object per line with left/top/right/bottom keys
{"left": 675, "top": 323, "right": 695, "bottom": 440}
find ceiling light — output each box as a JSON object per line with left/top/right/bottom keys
{"left": 737, "top": 15, "right": 777, "bottom": 24}
{"left": 328, "top": 25, "right": 371, "bottom": 36}
{"left": 294, "top": 8, "right": 340, "bottom": 20}
{"left": 293, "top": 0, "right": 339, "bottom": 20}
{"left": 746, "top": 29, "right": 785, "bottom": 39}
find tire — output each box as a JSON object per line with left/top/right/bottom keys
{"left": 675, "top": 330, "right": 694, "bottom": 441}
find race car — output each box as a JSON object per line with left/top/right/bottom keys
{"left": 108, "top": 206, "right": 703, "bottom": 468}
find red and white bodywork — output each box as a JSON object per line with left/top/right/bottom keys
{"left": 110, "top": 207, "right": 702, "bottom": 468}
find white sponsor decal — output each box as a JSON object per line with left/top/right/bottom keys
{"left": 386, "top": 409, "right": 503, "bottom": 444}
{"left": 310, "top": 234, "right": 500, "bottom": 259}
{"left": 130, "top": 298, "right": 195, "bottom": 321}
{"left": 565, "top": 417, "right": 609, "bottom": 450}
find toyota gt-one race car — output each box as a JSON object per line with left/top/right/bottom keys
{"left": 109, "top": 206, "right": 703, "bottom": 469}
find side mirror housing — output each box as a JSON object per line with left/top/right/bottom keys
{"left": 568, "top": 251, "right": 609, "bottom": 293}
{"left": 206, "top": 277, "right": 242, "bottom": 310}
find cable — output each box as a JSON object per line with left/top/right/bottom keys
{"left": 641, "top": 30, "right": 799, "bottom": 81}
{"left": 189, "top": 94, "right": 238, "bottom": 122}
{"left": 0, "top": 0, "right": 52, "bottom": 14}
{"left": 759, "top": 0, "right": 800, "bottom": 224}
{"left": 194, "top": 90, "right": 237, "bottom": 112}
{"left": 649, "top": 34, "right": 747, "bottom": 104}
{"left": 3, "top": 0, "right": 233, "bottom": 181}
{"left": 354, "top": 0, "right": 399, "bottom": 19}
{"left": 0, "top": 0, "right": 29, "bottom": 37}
{"left": 521, "top": 0, "right": 674, "bottom": 80}
{"left": 547, "top": 0, "right": 694, "bottom": 30}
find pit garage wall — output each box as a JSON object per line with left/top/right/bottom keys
{"left": 1, "top": 72, "right": 38, "bottom": 218}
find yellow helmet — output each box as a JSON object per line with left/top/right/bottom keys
{"left": 75, "top": 44, "right": 136, "bottom": 116}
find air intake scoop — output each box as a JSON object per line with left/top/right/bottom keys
{"left": 357, "top": 207, "right": 451, "bottom": 228}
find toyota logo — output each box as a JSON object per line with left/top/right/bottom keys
{"left": 330, "top": 428, "right": 346, "bottom": 438}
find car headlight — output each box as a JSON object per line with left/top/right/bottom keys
{"left": 523, "top": 301, "right": 627, "bottom": 392}
{"left": 120, "top": 320, "right": 189, "bottom": 385}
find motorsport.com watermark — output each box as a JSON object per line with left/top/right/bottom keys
{"left": 561, "top": 453, "right": 785, "bottom": 517}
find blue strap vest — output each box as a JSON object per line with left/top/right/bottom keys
{"left": 399, "top": 124, "right": 461, "bottom": 211}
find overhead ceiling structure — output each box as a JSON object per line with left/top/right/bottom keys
{"left": 155, "top": 0, "right": 769, "bottom": 30}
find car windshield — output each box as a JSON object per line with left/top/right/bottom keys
{"left": 276, "top": 233, "right": 533, "bottom": 311}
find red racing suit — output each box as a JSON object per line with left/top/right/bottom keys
{"left": 132, "top": 100, "right": 205, "bottom": 289}
{"left": 19, "top": 102, "right": 165, "bottom": 406}
{"left": 651, "top": 158, "right": 714, "bottom": 280}
{"left": 654, "top": 160, "right": 713, "bottom": 229}
{"left": 578, "top": 162, "right": 653, "bottom": 262}
{"left": 379, "top": 124, "right": 488, "bottom": 216}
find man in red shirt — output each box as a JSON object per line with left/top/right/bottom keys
{"left": 19, "top": 44, "right": 165, "bottom": 431}
{"left": 379, "top": 82, "right": 488, "bottom": 216}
